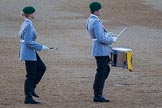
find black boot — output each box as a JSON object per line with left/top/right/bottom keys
{"left": 93, "top": 96, "right": 110, "bottom": 102}
{"left": 32, "top": 89, "right": 39, "bottom": 98}
{"left": 24, "top": 93, "right": 40, "bottom": 104}
{"left": 93, "top": 91, "right": 110, "bottom": 102}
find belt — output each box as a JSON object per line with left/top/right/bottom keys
{"left": 20, "top": 40, "right": 25, "bottom": 42}
{"left": 92, "top": 39, "right": 97, "bottom": 41}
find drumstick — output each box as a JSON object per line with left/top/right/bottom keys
{"left": 49, "top": 47, "right": 54, "bottom": 49}
{"left": 49, "top": 47, "right": 61, "bottom": 50}
{"left": 117, "top": 27, "right": 127, "bottom": 37}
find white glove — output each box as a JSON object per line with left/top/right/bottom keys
{"left": 106, "top": 32, "right": 113, "bottom": 37}
{"left": 42, "top": 45, "right": 49, "bottom": 50}
{"left": 112, "top": 37, "right": 118, "bottom": 42}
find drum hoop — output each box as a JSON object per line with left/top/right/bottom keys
{"left": 111, "top": 47, "right": 132, "bottom": 52}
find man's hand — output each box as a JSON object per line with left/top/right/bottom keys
{"left": 112, "top": 37, "right": 118, "bottom": 42}
{"left": 42, "top": 45, "right": 49, "bottom": 50}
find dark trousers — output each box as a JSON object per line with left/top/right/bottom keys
{"left": 24, "top": 53, "right": 46, "bottom": 97}
{"left": 93, "top": 56, "right": 110, "bottom": 97}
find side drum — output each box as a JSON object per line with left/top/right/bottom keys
{"left": 111, "top": 47, "right": 133, "bottom": 70}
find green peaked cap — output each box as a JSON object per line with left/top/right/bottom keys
{"left": 23, "top": 6, "right": 35, "bottom": 14}
{"left": 89, "top": 2, "right": 102, "bottom": 11}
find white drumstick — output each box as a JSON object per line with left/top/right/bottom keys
{"left": 117, "top": 27, "right": 127, "bottom": 37}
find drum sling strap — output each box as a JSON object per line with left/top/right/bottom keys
{"left": 126, "top": 51, "right": 133, "bottom": 71}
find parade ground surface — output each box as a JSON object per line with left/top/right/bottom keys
{"left": 0, "top": 0, "right": 162, "bottom": 108}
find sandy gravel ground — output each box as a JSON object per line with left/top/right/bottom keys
{"left": 0, "top": 0, "right": 162, "bottom": 108}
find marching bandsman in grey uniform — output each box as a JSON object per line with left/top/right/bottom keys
{"left": 86, "top": 2, "right": 117, "bottom": 102}
{"left": 19, "top": 6, "right": 49, "bottom": 104}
